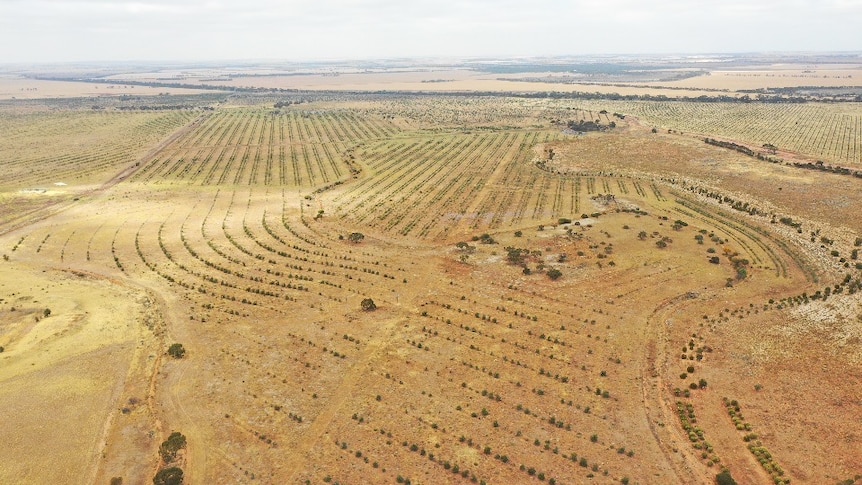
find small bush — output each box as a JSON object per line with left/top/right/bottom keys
{"left": 715, "top": 469, "right": 737, "bottom": 485}
{"left": 361, "top": 298, "right": 377, "bottom": 311}
{"left": 167, "top": 343, "right": 185, "bottom": 359}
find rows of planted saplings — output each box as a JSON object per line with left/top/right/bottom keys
{"left": 668, "top": 310, "right": 765, "bottom": 483}
{"left": 310, "top": 308, "right": 637, "bottom": 484}
{"left": 333, "top": 130, "right": 572, "bottom": 239}
{"left": 130, "top": 109, "right": 398, "bottom": 187}
{"left": 332, "top": 133, "right": 476, "bottom": 225}
{"left": 669, "top": 198, "right": 787, "bottom": 279}
{"left": 465, "top": 133, "right": 650, "bottom": 231}
{"left": 215, "top": 321, "right": 361, "bottom": 425}
{"left": 377, "top": 132, "right": 526, "bottom": 237}
{"left": 420, "top": 131, "right": 547, "bottom": 239}
{"left": 455, "top": 131, "right": 544, "bottom": 232}
{"left": 121, "top": 190, "right": 413, "bottom": 317}
{"left": 674, "top": 185, "right": 830, "bottom": 282}
{"left": 132, "top": 110, "right": 250, "bottom": 184}
{"left": 6, "top": 217, "right": 98, "bottom": 268}
{"left": 362, "top": 95, "right": 547, "bottom": 129}
{"left": 629, "top": 101, "right": 862, "bottom": 166}
{"left": 138, "top": 110, "right": 282, "bottom": 186}
{"left": 328, "top": 137, "right": 447, "bottom": 210}
{"left": 382, "top": 133, "right": 506, "bottom": 235}
{"left": 187, "top": 314, "right": 375, "bottom": 482}
{"left": 674, "top": 178, "right": 862, "bottom": 280}
{"left": 667, "top": 260, "right": 862, "bottom": 483}
{"left": 0, "top": 110, "right": 196, "bottom": 186}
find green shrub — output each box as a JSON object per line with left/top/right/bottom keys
{"left": 167, "top": 343, "right": 185, "bottom": 359}
{"left": 361, "top": 298, "right": 377, "bottom": 311}
{"left": 716, "top": 469, "right": 737, "bottom": 485}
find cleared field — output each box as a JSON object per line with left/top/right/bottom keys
{"left": 663, "top": 67, "right": 862, "bottom": 91}
{"left": 1, "top": 93, "right": 860, "bottom": 485}
{"left": 0, "top": 76, "right": 213, "bottom": 100}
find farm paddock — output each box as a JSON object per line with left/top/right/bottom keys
{"left": 1, "top": 93, "right": 860, "bottom": 485}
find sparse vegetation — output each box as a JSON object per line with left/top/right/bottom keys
{"left": 1, "top": 66, "right": 859, "bottom": 484}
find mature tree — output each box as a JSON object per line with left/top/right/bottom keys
{"left": 347, "top": 232, "right": 365, "bottom": 243}
{"left": 153, "top": 467, "right": 184, "bottom": 485}
{"left": 159, "top": 432, "right": 187, "bottom": 463}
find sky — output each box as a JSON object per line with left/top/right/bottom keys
{"left": 0, "top": 0, "right": 861, "bottom": 63}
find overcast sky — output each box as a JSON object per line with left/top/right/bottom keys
{"left": 1, "top": 0, "right": 860, "bottom": 63}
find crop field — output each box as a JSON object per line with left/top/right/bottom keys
{"left": 562, "top": 101, "right": 862, "bottom": 167}
{"left": 1, "top": 93, "right": 861, "bottom": 485}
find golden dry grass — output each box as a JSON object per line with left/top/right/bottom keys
{"left": 0, "top": 76, "right": 211, "bottom": 100}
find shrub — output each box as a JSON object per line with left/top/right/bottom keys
{"left": 715, "top": 469, "right": 737, "bottom": 485}
{"left": 547, "top": 269, "right": 562, "bottom": 280}
{"left": 153, "top": 467, "right": 183, "bottom": 485}
{"left": 361, "top": 298, "right": 377, "bottom": 311}
{"left": 167, "top": 343, "right": 186, "bottom": 359}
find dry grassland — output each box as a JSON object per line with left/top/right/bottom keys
{"left": 665, "top": 67, "right": 862, "bottom": 91}
{"left": 0, "top": 89, "right": 860, "bottom": 485}
{"left": 0, "top": 76, "right": 211, "bottom": 100}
